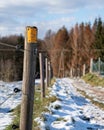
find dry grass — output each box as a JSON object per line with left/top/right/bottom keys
{"left": 82, "top": 73, "right": 104, "bottom": 87}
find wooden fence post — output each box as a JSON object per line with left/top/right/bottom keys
{"left": 45, "top": 57, "right": 49, "bottom": 88}
{"left": 39, "top": 53, "right": 45, "bottom": 99}
{"left": 98, "top": 57, "right": 101, "bottom": 74}
{"left": 70, "top": 67, "right": 73, "bottom": 78}
{"left": 83, "top": 64, "right": 86, "bottom": 76}
{"left": 20, "top": 26, "right": 38, "bottom": 130}
{"left": 48, "top": 61, "right": 51, "bottom": 86}
{"left": 90, "top": 58, "right": 93, "bottom": 73}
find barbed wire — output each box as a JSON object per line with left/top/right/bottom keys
{"left": 1, "top": 42, "right": 104, "bottom": 53}
{"left": 0, "top": 88, "right": 21, "bottom": 106}
{"left": 0, "top": 42, "right": 30, "bottom": 52}
{"left": 0, "top": 49, "right": 16, "bottom": 51}
{"left": 0, "top": 72, "right": 39, "bottom": 107}
{"left": 0, "top": 94, "right": 13, "bottom": 106}
{"left": 0, "top": 42, "right": 16, "bottom": 48}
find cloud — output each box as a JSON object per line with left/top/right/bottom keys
{"left": 33, "top": 16, "right": 75, "bottom": 38}
{"left": 0, "top": 0, "right": 104, "bottom": 38}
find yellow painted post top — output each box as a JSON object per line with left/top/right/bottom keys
{"left": 26, "top": 26, "right": 38, "bottom": 43}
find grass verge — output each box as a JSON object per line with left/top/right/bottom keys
{"left": 33, "top": 91, "right": 57, "bottom": 129}
{"left": 5, "top": 78, "right": 56, "bottom": 130}
{"left": 82, "top": 73, "right": 104, "bottom": 87}
{"left": 77, "top": 89, "right": 104, "bottom": 110}
{"left": 5, "top": 105, "right": 20, "bottom": 130}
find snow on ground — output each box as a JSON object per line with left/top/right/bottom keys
{"left": 0, "top": 81, "right": 22, "bottom": 130}
{"left": 0, "top": 79, "right": 41, "bottom": 130}
{"left": 0, "top": 78, "right": 104, "bottom": 130}
{"left": 35, "top": 78, "right": 104, "bottom": 130}
{"left": 72, "top": 79, "right": 104, "bottom": 104}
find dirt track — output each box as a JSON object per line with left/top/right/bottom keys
{"left": 72, "top": 79, "right": 104, "bottom": 104}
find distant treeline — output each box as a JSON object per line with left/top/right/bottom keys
{"left": 0, "top": 34, "right": 24, "bottom": 81}
{"left": 0, "top": 17, "right": 104, "bottom": 81}
{"left": 0, "top": 34, "right": 43, "bottom": 81}
{"left": 43, "top": 17, "right": 104, "bottom": 77}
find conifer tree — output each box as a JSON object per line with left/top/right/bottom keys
{"left": 94, "top": 17, "right": 104, "bottom": 60}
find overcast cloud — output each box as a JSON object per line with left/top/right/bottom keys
{"left": 0, "top": 0, "right": 104, "bottom": 38}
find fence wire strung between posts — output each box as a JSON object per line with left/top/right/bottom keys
{"left": 92, "top": 58, "right": 104, "bottom": 75}
{"left": 0, "top": 87, "right": 21, "bottom": 106}
{"left": 0, "top": 27, "right": 52, "bottom": 130}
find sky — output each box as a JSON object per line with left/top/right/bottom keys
{"left": 0, "top": 0, "right": 104, "bottom": 39}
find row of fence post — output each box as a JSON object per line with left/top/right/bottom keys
{"left": 1, "top": 26, "right": 103, "bottom": 130}
{"left": 39, "top": 53, "right": 51, "bottom": 100}
{"left": 19, "top": 26, "right": 103, "bottom": 130}
{"left": 69, "top": 64, "right": 86, "bottom": 78}
{"left": 20, "top": 27, "right": 52, "bottom": 130}
{"left": 70, "top": 57, "right": 103, "bottom": 78}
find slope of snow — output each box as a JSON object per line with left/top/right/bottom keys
{"left": 0, "top": 79, "right": 40, "bottom": 130}
{"left": 35, "top": 78, "right": 104, "bottom": 130}
{"left": 0, "top": 81, "right": 22, "bottom": 130}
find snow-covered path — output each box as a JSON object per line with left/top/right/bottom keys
{"left": 72, "top": 79, "right": 104, "bottom": 104}
{"left": 36, "top": 78, "right": 104, "bottom": 130}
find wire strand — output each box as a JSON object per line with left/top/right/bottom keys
{"left": 0, "top": 42, "right": 24, "bottom": 52}
{"left": 0, "top": 87, "right": 22, "bottom": 106}
{"left": 1, "top": 42, "right": 104, "bottom": 53}
{"left": 0, "top": 94, "right": 14, "bottom": 106}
